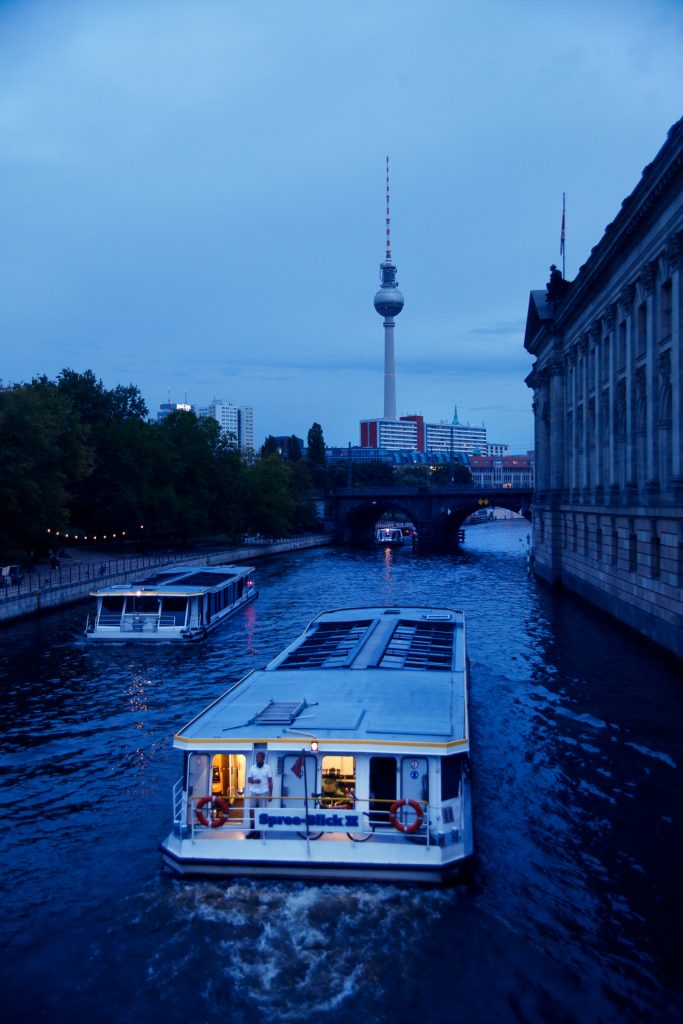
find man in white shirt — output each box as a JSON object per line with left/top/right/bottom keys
{"left": 247, "top": 750, "right": 273, "bottom": 836}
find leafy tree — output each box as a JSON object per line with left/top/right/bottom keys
{"left": 429, "top": 462, "right": 473, "bottom": 485}
{"left": 213, "top": 445, "right": 248, "bottom": 541}
{"left": 328, "top": 459, "right": 393, "bottom": 489}
{"left": 287, "top": 435, "right": 302, "bottom": 462}
{"left": 158, "top": 410, "right": 220, "bottom": 543}
{"left": 393, "top": 465, "right": 431, "bottom": 487}
{"left": 0, "top": 384, "right": 76, "bottom": 558}
{"left": 261, "top": 435, "right": 279, "bottom": 458}
{"left": 306, "top": 422, "right": 327, "bottom": 489}
{"left": 245, "top": 455, "right": 297, "bottom": 538}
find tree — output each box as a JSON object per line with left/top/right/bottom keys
{"left": 0, "top": 384, "right": 75, "bottom": 558}
{"left": 261, "top": 435, "right": 279, "bottom": 458}
{"left": 306, "top": 422, "right": 327, "bottom": 490}
{"left": 245, "top": 456, "right": 297, "bottom": 538}
{"left": 288, "top": 435, "right": 302, "bottom": 462}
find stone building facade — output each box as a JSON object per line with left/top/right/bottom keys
{"left": 525, "top": 118, "right": 683, "bottom": 658}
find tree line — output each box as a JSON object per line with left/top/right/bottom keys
{"left": 0, "top": 370, "right": 326, "bottom": 563}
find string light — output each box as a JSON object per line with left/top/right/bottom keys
{"left": 45, "top": 527, "right": 135, "bottom": 543}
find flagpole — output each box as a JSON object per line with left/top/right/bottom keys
{"left": 561, "top": 192, "right": 566, "bottom": 278}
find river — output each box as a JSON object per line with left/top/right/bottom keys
{"left": 0, "top": 519, "right": 681, "bottom": 1023}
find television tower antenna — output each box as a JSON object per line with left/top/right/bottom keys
{"left": 374, "top": 156, "right": 404, "bottom": 420}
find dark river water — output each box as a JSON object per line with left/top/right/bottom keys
{"left": 1, "top": 520, "right": 681, "bottom": 1024}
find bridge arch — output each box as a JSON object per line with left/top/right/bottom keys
{"left": 341, "top": 499, "right": 420, "bottom": 547}
{"left": 327, "top": 487, "right": 533, "bottom": 550}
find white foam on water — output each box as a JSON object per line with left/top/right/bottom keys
{"left": 156, "top": 880, "right": 456, "bottom": 1019}
{"left": 624, "top": 741, "right": 677, "bottom": 768}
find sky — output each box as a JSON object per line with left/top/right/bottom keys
{"left": 1, "top": 0, "right": 682, "bottom": 451}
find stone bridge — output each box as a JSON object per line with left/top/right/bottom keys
{"left": 325, "top": 486, "right": 533, "bottom": 549}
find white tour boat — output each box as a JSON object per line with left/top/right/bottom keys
{"left": 375, "top": 526, "right": 404, "bottom": 546}
{"left": 160, "top": 604, "right": 473, "bottom": 883}
{"left": 85, "top": 564, "right": 257, "bottom": 642}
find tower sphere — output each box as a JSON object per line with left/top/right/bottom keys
{"left": 374, "top": 259, "right": 404, "bottom": 318}
{"left": 374, "top": 287, "right": 404, "bottom": 318}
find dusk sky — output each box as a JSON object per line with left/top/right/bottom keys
{"left": 1, "top": 0, "right": 682, "bottom": 451}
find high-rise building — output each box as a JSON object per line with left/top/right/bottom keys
{"left": 156, "top": 401, "right": 192, "bottom": 422}
{"left": 424, "top": 421, "right": 487, "bottom": 455}
{"left": 197, "top": 399, "right": 254, "bottom": 451}
{"left": 360, "top": 417, "right": 418, "bottom": 451}
{"left": 360, "top": 411, "right": 487, "bottom": 454}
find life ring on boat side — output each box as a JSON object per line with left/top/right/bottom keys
{"left": 195, "top": 795, "right": 230, "bottom": 828}
{"left": 389, "top": 799, "right": 424, "bottom": 834}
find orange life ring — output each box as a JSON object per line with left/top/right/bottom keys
{"left": 195, "top": 795, "right": 230, "bottom": 828}
{"left": 389, "top": 799, "right": 424, "bottom": 834}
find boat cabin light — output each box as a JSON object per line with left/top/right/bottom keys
{"left": 310, "top": 739, "right": 319, "bottom": 751}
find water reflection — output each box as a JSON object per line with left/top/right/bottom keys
{"left": 0, "top": 521, "right": 681, "bottom": 1023}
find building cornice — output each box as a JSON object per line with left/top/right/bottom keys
{"left": 551, "top": 118, "right": 683, "bottom": 329}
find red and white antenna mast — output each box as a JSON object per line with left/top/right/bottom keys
{"left": 385, "top": 155, "right": 392, "bottom": 260}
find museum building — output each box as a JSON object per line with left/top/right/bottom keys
{"left": 525, "top": 117, "right": 683, "bottom": 657}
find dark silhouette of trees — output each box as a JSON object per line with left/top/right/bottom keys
{"left": 0, "top": 370, "right": 322, "bottom": 561}
{"left": 260, "top": 435, "right": 279, "bottom": 457}
{"left": 306, "top": 422, "right": 327, "bottom": 489}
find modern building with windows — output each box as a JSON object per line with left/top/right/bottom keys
{"left": 156, "top": 401, "right": 192, "bottom": 421}
{"left": 327, "top": 445, "right": 470, "bottom": 469}
{"left": 424, "top": 420, "right": 487, "bottom": 455}
{"left": 360, "top": 417, "right": 418, "bottom": 451}
{"left": 468, "top": 454, "right": 534, "bottom": 489}
{"left": 360, "top": 412, "right": 487, "bottom": 455}
{"left": 524, "top": 117, "right": 682, "bottom": 657}
{"left": 197, "top": 399, "right": 254, "bottom": 452}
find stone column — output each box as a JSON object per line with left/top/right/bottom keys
{"left": 643, "top": 267, "right": 657, "bottom": 488}
{"left": 668, "top": 232, "right": 682, "bottom": 491}
{"left": 591, "top": 323, "right": 603, "bottom": 492}
{"left": 567, "top": 350, "right": 576, "bottom": 491}
{"left": 641, "top": 264, "right": 657, "bottom": 489}
{"left": 577, "top": 335, "right": 588, "bottom": 492}
{"left": 549, "top": 352, "right": 566, "bottom": 492}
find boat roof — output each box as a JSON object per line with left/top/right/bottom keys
{"left": 90, "top": 563, "right": 255, "bottom": 597}
{"left": 175, "top": 606, "right": 469, "bottom": 754}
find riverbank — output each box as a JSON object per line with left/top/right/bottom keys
{"left": 0, "top": 533, "right": 332, "bottom": 626}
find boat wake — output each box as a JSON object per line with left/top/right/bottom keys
{"left": 150, "top": 880, "right": 458, "bottom": 1021}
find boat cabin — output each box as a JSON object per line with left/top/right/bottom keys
{"left": 161, "top": 605, "right": 473, "bottom": 883}
{"left": 85, "top": 564, "right": 257, "bottom": 641}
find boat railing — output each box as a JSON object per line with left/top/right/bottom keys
{"left": 98, "top": 612, "right": 126, "bottom": 626}
{"left": 182, "top": 793, "right": 436, "bottom": 845}
{"left": 118, "top": 614, "right": 174, "bottom": 632}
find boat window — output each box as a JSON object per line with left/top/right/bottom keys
{"left": 210, "top": 754, "right": 246, "bottom": 803}
{"left": 369, "top": 756, "right": 396, "bottom": 825}
{"left": 281, "top": 754, "right": 318, "bottom": 806}
{"left": 441, "top": 754, "right": 463, "bottom": 801}
{"left": 161, "top": 596, "right": 188, "bottom": 624}
{"left": 129, "top": 595, "right": 160, "bottom": 614}
{"left": 101, "top": 596, "right": 124, "bottom": 612}
{"left": 321, "top": 756, "right": 356, "bottom": 805}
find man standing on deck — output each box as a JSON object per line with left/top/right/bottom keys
{"left": 246, "top": 750, "right": 272, "bottom": 836}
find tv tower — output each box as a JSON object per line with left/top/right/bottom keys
{"left": 374, "top": 156, "right": 404, "bottom": 420}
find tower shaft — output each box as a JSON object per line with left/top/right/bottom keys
{"left": 383, "top": 317, "right": 396, "bottom": 420}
